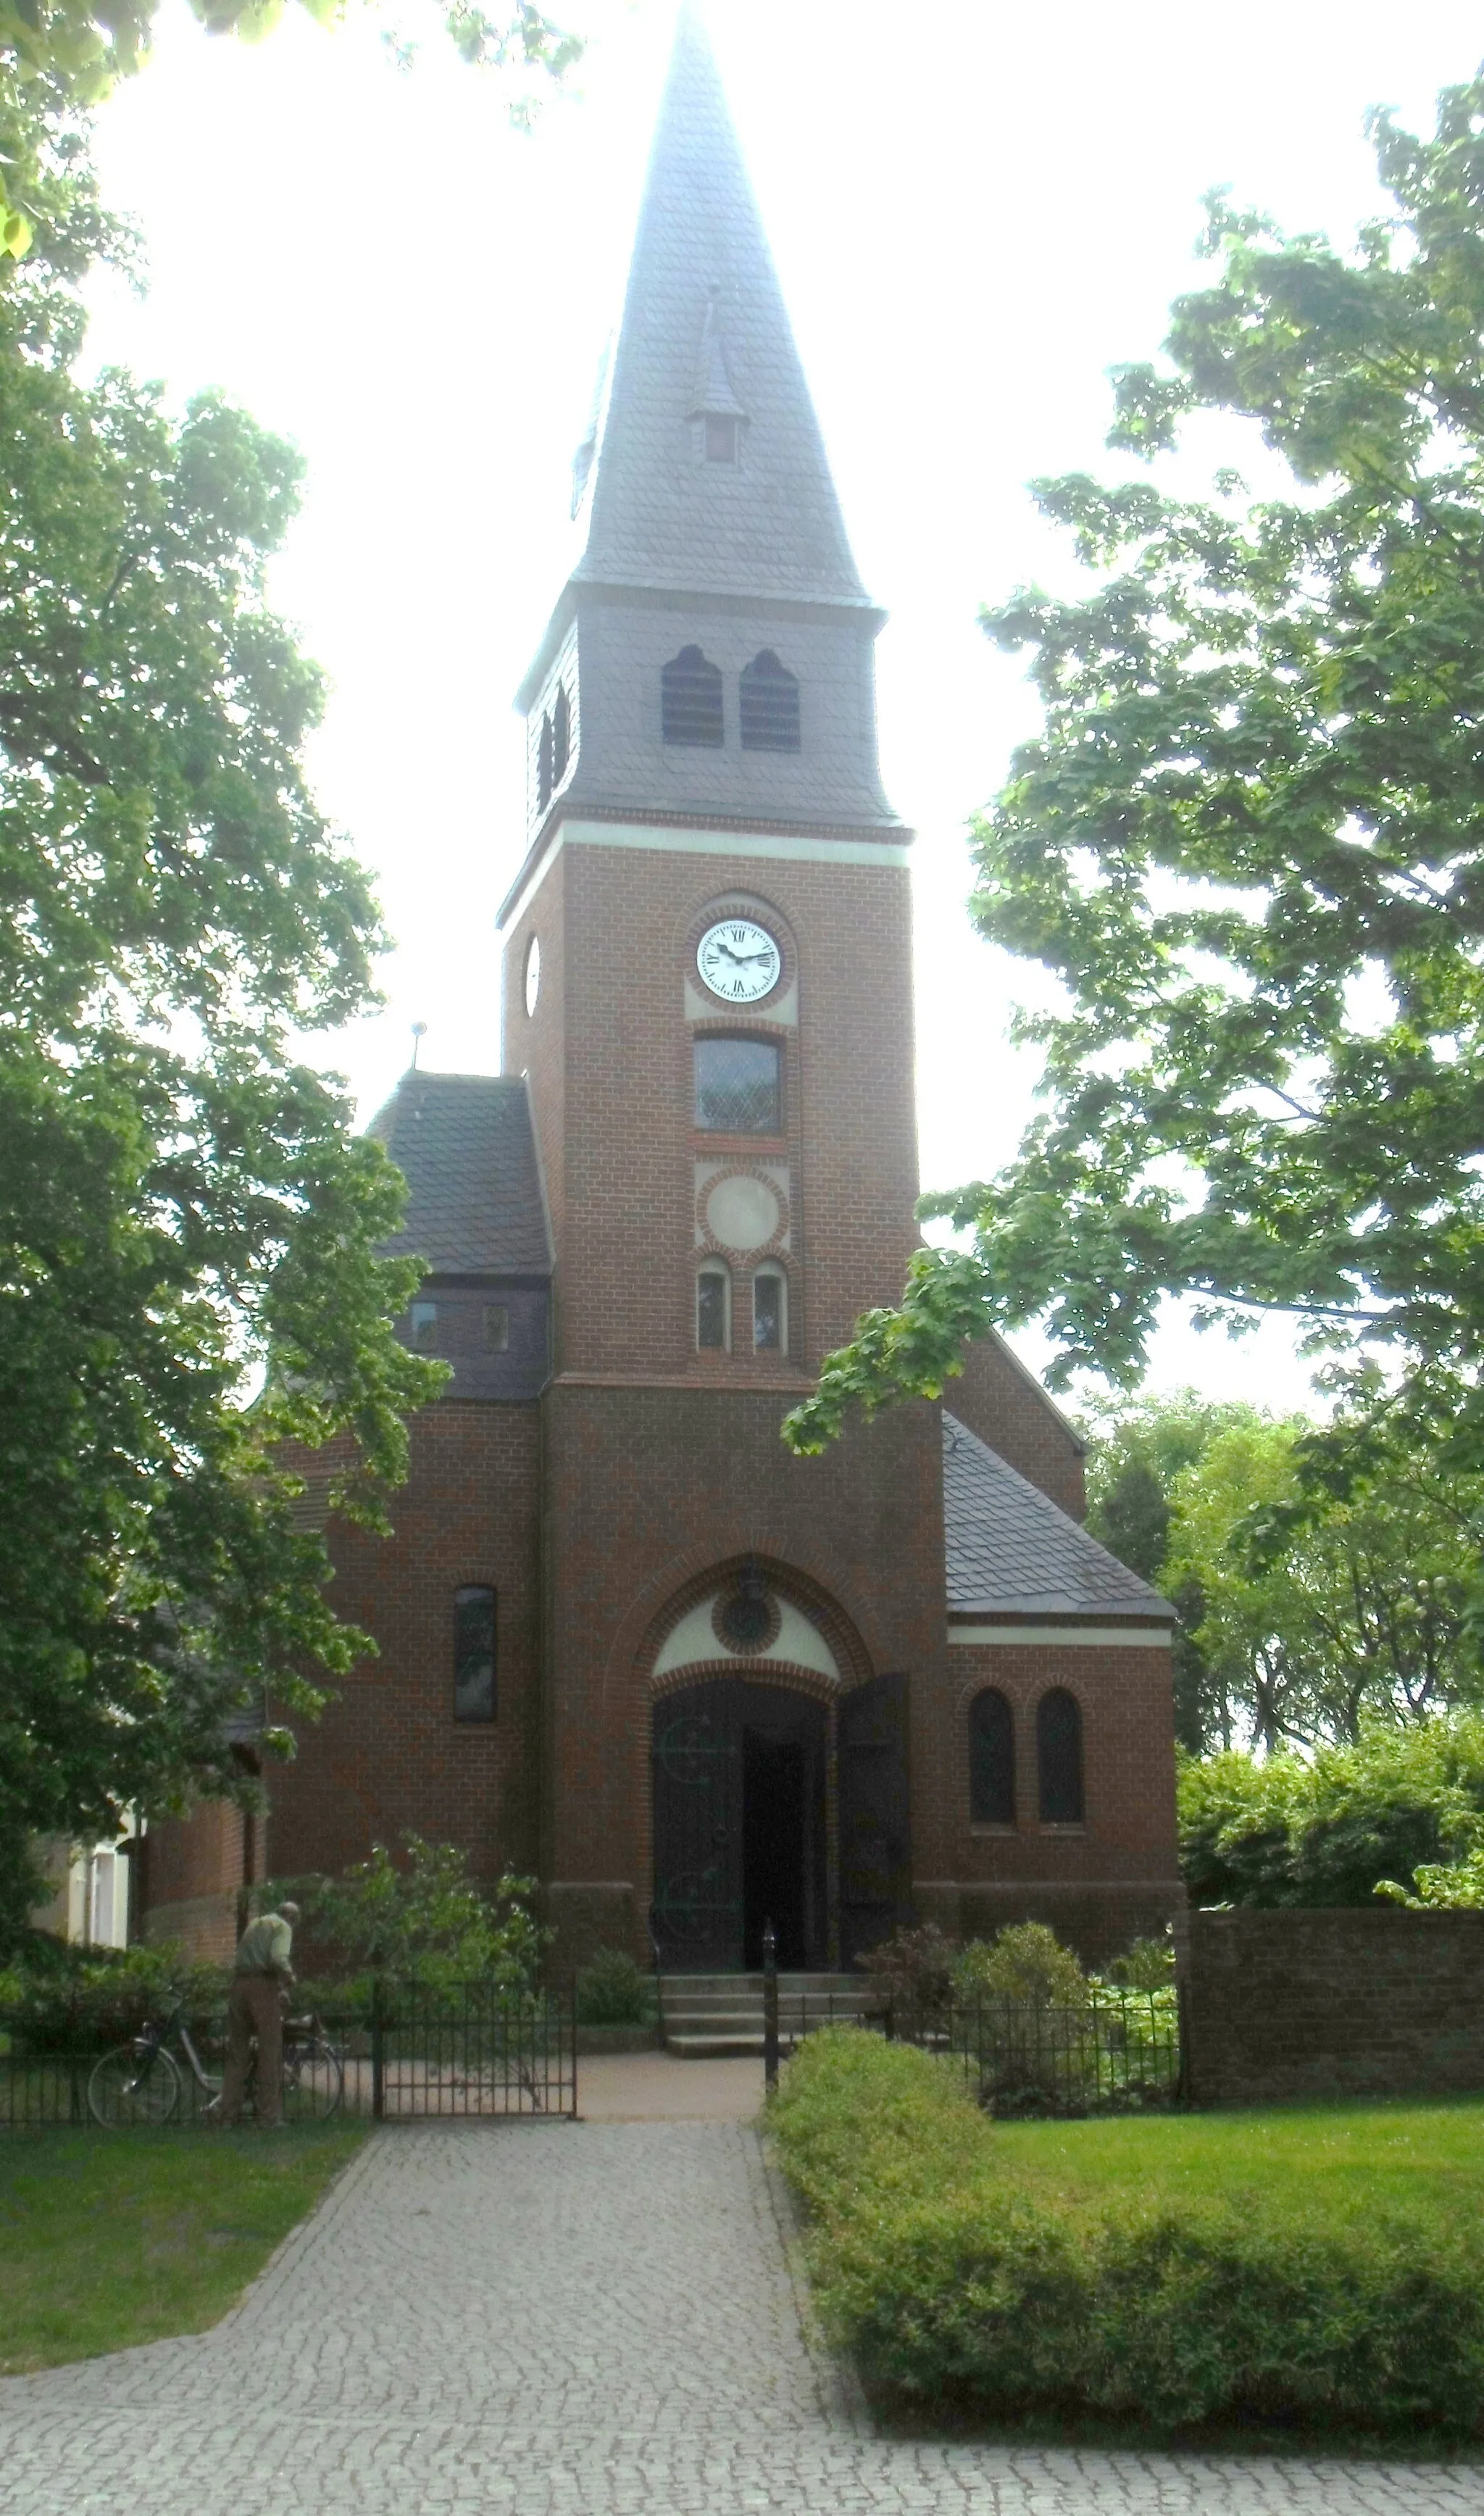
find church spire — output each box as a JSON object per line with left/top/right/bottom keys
{"left": 571, "top": 1, "right": 870, "bottom": 609}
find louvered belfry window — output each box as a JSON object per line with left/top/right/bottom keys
{"left": 662, "top": 646, "right": 724, "bottom": 746}
{"left": 552, "top": 683, "right": 570, "bottom": 784}
{"left": 740, "top": 651, "right": 800, "bottom": 752}
{"left": 536, "top": 712, "right": 554, "bottom": 809}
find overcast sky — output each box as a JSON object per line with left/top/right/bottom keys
{"left": 82, "top": 0, "right": 1484, "bottom": 1413}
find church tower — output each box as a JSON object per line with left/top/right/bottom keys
{"left": 141, "top": 5, "right": 1185, "bottom": 1980}
{"left": 499, "top": 6, "right": 946, "bottom": 1970}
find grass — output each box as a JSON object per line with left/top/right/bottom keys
{"left": 987, "top": 2096, "right": 1484, "bottom": 2239}
{"left": 0, "top": 2120, "right": 366, "bottom": 2375}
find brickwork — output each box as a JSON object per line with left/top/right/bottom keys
{"left": 265, "top": 1402, "right": 543, "bottom": 1898}
{"left": 539, "top": 1380, "right": 944, "bottom": 1974}
{"left": 947, "top": 1334, "right": 1087, "bottom": 1521}
{"left": 911, "top": 1640, "right": 1184, "bottom": 1967}
{"left": 504, "top": 834, "right": 920, "bottom": 1383}
{"left": 144, "top": 1801, "right": 251, "bottom": 1962}
{"left": 1180, "top": 1907, "right": 1484, "bottom": 2105}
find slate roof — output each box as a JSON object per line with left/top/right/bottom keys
{"left": 570, "top": 2, "right": 871, "bottom": 609}
{"left": 943, "top": 1413, "right": 1175, "bottom": 1623}
{"left": 367, "top": 1073, "right": 552, "bottom": 1275}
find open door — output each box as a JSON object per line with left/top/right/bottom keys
{"left": 837, "top": 1673, "right": 912, "bottom": 1967}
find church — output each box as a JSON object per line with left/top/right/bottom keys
{"left": 144, "top": 7, "right": 1183, "bottom": 1978}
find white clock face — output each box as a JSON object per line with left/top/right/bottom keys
{"left": 697, "top": 917, "right": 781, "bottom": 1004}
{"left": 523, "top": 934, "right": 541, "bottom": 1017}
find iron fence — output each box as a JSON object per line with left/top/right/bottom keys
{"left": 893, "top": 1990, "right": 1182, "bottom": 2115}
{"left": 0, "top": 1982, "right": 578, "bottom": 2129}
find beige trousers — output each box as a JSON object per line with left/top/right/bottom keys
{"left": 218, "top": 1975, "right": 283, "bottom": 2127}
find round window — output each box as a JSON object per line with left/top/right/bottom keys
{"left": 523, "top": 933, "right": 541, "bottom": 1018}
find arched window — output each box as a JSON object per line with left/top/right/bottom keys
{"left": 454, "top": 1586, "right": 496, "bottom": 1723}
{"left": 740, "top": 650, "right": 800, "bottom": 752}
{"left": 536, "top": 711, "right": 554, "bottom": 810}
{"left": 552, "top": 682, "right": 571, "bottom": 785}
{"left": 969, "top": 1688, "right": 1015, "bottom": 1825}
{"left": 752, "top": 1262, "right": 786, "bottom": 1354}
{"left": 694, "top": 1036, "right": 781, "bottom": 1133}
{"left": 697, "top": 1262, "right": 730, "bottom": 1351}
{"left": 1037, "top": 1688, "right": 1084, "bottom": 1823}
{"left": 662, "top": 646, "right": 724, "bottom": 746}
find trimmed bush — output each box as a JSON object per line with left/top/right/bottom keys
{"left": 770, "top": 2028, "right": 1484, "bottom": 2434}
{"left": 574, "top": 1946, "right": 651, "bottom": 2025}
{"left": 0, "top": 1941, "right": 228, "bottom": 2057}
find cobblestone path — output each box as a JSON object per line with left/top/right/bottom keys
{"left": 4, "top": 2123, "right": 1484, "bottom": 2513}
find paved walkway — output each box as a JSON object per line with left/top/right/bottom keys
{"left": 4, "top": 2112, "right": 1484, "bottom": 2514}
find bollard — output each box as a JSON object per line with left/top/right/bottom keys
{"left": 762, "top": 1919, "right": 780, "bottom": 2089}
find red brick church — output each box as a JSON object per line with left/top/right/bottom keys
{"left": 146, "top": 7, "right": 1183, "bottom": 1975}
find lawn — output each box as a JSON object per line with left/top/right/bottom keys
{"left": 0, "top": 2121, "right": 366, "bottom": 2375}
{"left": 988, "top": 2097, "right": 1484, "bottom": 2240}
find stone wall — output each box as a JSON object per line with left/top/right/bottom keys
{"left": 1180, "top": 1907, "right": 1484, "bottom": 2104}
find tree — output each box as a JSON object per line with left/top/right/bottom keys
{"left": 0, "top": 104, "right": 443, "bottom": 1937}
{"left": 783, "top": 73, "right": 1484, "bottom": 1489}
{"left": 1083, "top": 1390, "right": 1249, "bottom": 1752}
{"left": 1164, "top": 1412, "right": 1483, "bottom": 1751}
{"left": 1179, "top": 1720, "right": 1484, "bottom": 1908}
{"left": 0, "top": 0, "right": 580, "bottom": 267}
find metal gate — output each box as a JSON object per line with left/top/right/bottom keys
{"left": 364, "top": 1983, "right": 577, "bottom": 2118}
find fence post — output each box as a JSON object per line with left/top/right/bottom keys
{"left": 371, "top": 1974, "right": 385, "bottom": 2123}
{"left": 762, "top": 1920, "right": 779, "bottom": 2090}
{"left": 570, "top": 1977, "right": 579, "bottom": 2120}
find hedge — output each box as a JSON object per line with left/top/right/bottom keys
{"left": 769, "top": 2028, "right": 1484, "bottom": 2435}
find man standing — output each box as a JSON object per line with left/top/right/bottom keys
{"left": 217, "top": 1900, "right": 301, "bottom": 2128}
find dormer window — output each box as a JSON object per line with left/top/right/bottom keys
{"left": 662, "top": 646, "right": 724, "bottom": 746}
{"left": 740, "top": 651, "right": 800, "bottom": 752}
{"left": 704, "top": 415, "right": 738, "bottom": 465}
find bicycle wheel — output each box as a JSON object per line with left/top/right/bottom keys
{"left": 281, "top": 2036, "right": 344, "bottom": 2122}
{"left": 88, "top": 2041, "right": 183, "bottom": 2127}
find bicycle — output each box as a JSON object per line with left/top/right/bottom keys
{"left": 87, "top": 1996, "right": 345, "bottom": 2128}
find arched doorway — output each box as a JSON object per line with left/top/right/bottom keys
{"left": 651, "top": 1678, "right": 828, "bottom": 1971}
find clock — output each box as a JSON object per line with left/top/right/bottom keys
{"left": 697, "top": 917, "right": 781, "bottom": 1004}
{"left": 523, "top": 934, "right": 541, "bottom": 1017}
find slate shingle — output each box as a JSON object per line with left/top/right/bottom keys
{"left": 943, "top": 1412, "right": 1175, "bottom": 1622}
{"left": 571, "top": 6, "right": 872, "bottom": 609}
{"left": 367, "top": 1073, "right": 552, "bottom": 1275}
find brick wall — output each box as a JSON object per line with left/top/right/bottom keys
{"left": 946, "top": 1336, "right": 1087, "bottom": 1521}
{"left": 266, "top": 1401, "right": 543, "bottom": 1898}
{"left": 540, "top": 1379, "right": 945, "bottom": 1973}
{"left": 1180, "top": 1907, "right": 1484, "bottom": 2104}
{"left": 144, "top": 1801, "right": 251, "bottom": 1962}
{"left": 913, "top": 1638, "right": 1183, "bottom": 1967}
{"left": 504, "top": 832, "right": 922, "bottom": 1383}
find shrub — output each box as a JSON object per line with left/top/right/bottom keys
{"left": 858, "top": 1923, "right": 956, "bottom": 2019}
{"left": 953, "top": 1923, "right": 1088, "bottom": 2010}
{"left": 770, "top": 2029, "right": 1484, "bottom": 2434}
{"left": 575, "top": 1946, "right": 651, "bottom": 2025}
{"left": 1104, "top": 1932, "right": 1176, "bottom": 1991}
{"left": 0, "top": 1940, "right": 228, "bottom": 2057}
{"left": 267, "top": 1836, "right": 548, "bottom": 1996}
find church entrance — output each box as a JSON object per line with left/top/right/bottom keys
{"left": 651, "top": 1680, "right": 827, "bottom": 1970}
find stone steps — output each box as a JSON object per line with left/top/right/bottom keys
{"left": 658, "top": 1972, "right": 876, "bottom": 2058}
